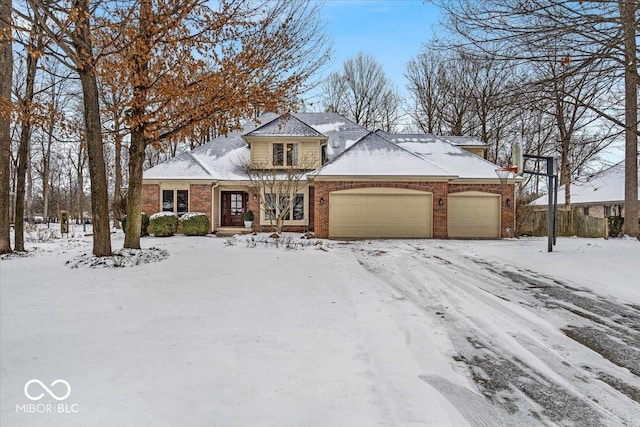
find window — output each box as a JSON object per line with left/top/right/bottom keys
{"left": 583, "top": 206, "right": 590, "bottom": 216}
{"left": 176, "top": 190, "right": 188, "bottom": 214}
{"left": 272, "top": 143, "right": 298, "bottom": 167}
{"left": 273, "top": 144, "right": 284, "bottom": 166}
{"left": 162, "top": 189, "right": 188, "bottom": 215}
{"left": 264, "top": 192, "right": 305, "bottom": 222}
{"left": 162, "top": 190, "right": 174, "bottom": 212}
{"left": 321, "top": 145, "right": 328, "bottom": 165}
{"left": 604, "top": 205, "right": 611, "bottom": 217}
{"left": 286, "top": 143, "right": 298, "bottom": 166}
{"left": 265, "top": 193, "right": 277, "bottom": 220}
{"left": 292, "top": 193, "right": 304, "bottom": 220}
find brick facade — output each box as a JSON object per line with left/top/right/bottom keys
{"left": 143, "top": 181, "right": 516, "bottom": 238}
{"left": 141, "top": 184, "right": 160, "bottom": 217}
{"left": 313, "top": 181, "right": 515, "bottom": 239}
{"left": 190, "top": 184, "right": 213, "bottom": 232}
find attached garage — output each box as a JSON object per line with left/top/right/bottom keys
{"left": 329, "top": 188, "right": 433, "bottom": 239}
{"left": 447, "top": 191, "right": 501, "bottom": 238}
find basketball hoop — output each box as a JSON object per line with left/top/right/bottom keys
{"left": 495, "top": 167, "right": 518, "bottom": 185}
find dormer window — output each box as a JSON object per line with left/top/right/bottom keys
{"left": 321, "top": 145, "right": 328, "bottom": 165}
{"left": 273, "top": 142, "right": 298, "bottom": 167}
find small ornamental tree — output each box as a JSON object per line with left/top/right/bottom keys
{"left": 149, "top": 212, "right": 178, "bottom": 237}
{"left": 238, "top": 154, "right": 316, "bottom": 234}
{"left": 180, "top": 212, "right": 210, "bottom": 236}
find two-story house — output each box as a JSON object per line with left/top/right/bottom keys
{"left": 142, "top": 112, "right": 517, "bottom": 239}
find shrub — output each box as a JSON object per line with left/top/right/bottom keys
{"left": 180, "top": 212, "right": 210, "bottom": 236}
{"left": 120, "top": 213, "right": 150, "bottom": 237}
{"left": 608, "top": 216, "right": 640, "bottom": 237}
{"left": 149, "top": 212, "right": 179, "bottom": 237}
{"left": 243, "top": 210, "right": 254, "bottom": 221}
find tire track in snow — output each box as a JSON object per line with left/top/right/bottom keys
{"left": 349, "top": 241, "right": 640, "bottom": 427}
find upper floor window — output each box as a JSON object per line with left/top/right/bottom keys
{"left": 273, "top": 143, "right": 298, "bottom": 167}
{"left": 321, "top": 145, "right": 328, "bottom": 165}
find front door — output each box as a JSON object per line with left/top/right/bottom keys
{"left": 221, "top": 191, "right": 246, "bottom": 227}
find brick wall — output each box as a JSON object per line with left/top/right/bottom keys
{"left": 190, "top": 184, "right": 213, "bottom": 232}
{"left": 313, "top": 181, "right": 448, "bottom": 238}
{"left": 313, "top": 181, "right": 516, "bottom": 239}
{"left": 141, "top": 184, "right": 160, "bottom": 216}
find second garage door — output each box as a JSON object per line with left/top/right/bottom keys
{"left": 447, "top": 191, "right": 501, "bottom": 238}
{"left": 329, "top": 188, "right": 432, "bottom": 239}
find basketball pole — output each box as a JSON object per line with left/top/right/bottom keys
{"left": 523, "top": 154, "right": 557, "bottom": 253}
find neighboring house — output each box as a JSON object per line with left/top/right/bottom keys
{"left": 142, "top": 112, "right": 516, "bottom": 239}
{"left": 530, "top": 160, "right": 640, "bottom": 219}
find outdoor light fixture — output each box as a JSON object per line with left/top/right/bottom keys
{"left": 252, "top": 194, "right": 257, "bottom": 201}
{"left": 438, "top": 198, "right": 444, "bottom": 206}
{"left": 506, "top": 198, "right": 511, "bottom": 207}
{"left": 319, "top": 197, "right": 325, "bottom": 205}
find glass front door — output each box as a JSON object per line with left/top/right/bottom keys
{"left": 221, "top": 191, "right": 246, "bottom": 227}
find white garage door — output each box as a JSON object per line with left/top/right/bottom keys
{"left": 448, "top": 191, "right": 501, "bottom": 238}
{"left": 329, "top": 188, "right": 432, "bottom": 239}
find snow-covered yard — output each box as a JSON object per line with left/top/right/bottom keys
{"left": 1, "top": 231, "right": 639, "bottom": 426}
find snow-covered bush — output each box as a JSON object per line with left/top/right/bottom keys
{"left": 120, "top": 213, "right": 150, "bottom": 237}
{"left": 180, "top": 212, "right": 210, "bottom": 236}
{"left": 149, "top": 212, "right": 178, "bottom": 237}
{"left": 24, "top": 223, "right": 60, "bottom": 241}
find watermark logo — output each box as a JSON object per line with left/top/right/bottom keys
{"left": 24, "top": 379, "right": 71, "bottom": 401}
{"left": 16, "top": 379, "right": 79, "bottom": 414}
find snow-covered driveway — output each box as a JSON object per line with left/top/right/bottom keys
{"left": 349, "top": 239, "right": 640, "bottom": 426}
{"left": 1, "top": 234, "right": 638, "bottom": 426}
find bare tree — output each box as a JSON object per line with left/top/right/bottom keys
{"left": 14, "top": 24, "right": 42, "bottom": 251}
{"left": 406, "top": 51, "right": 446, "bottom": 134}
{"left": 322, "top": 52, "right": 402, "bottom": 131}
{"left": 434, "top": 0, "right": 638, "bottom": 236}
{"left": 21, "top": 0, "right": 113, "bottom": 256}
{"left": 239, "top": 156, "right": 316, "bottom": 234}
{"left": 0, "top": 0, "right": 12, "bottom": 254}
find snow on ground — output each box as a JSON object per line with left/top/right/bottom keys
{"left": 1, "top": 232, "right": 639, "bottom": 426}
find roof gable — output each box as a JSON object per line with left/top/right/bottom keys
{"left": 245, "top": 113, "right": 324, "bottom": 137}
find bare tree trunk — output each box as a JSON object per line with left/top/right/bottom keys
{"left": 42, "top": 118, "right": 54, "bottom": 222}
{"left": 15, "top": 28, "right": 40, "bottom": 252}
{"left": 0, "top": 0, "right": 13, "bottom": 254}
{"left": 73, "top": 0, "right": 112, "bottom": 256}
{"left": 124, "top": 0, "right": 151, "bottom": 250}
{"left": 76, "top": 144, "right": 86, "bottom": 226}
{"left": 113, "top": 116, "right": 123, "bottom": 228}
{"left": 621, "top": 0, "right": 639, "bottom": 238}
{"left": 27, "top": 156, "right": 33, "bottom": 221}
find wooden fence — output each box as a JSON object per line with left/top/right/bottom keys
{"left": 519, "top": 208, "right": 608, "bottom": 238}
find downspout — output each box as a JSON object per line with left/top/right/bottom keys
{"left": 211, "top": 181, "right": 219, "bottom": 233}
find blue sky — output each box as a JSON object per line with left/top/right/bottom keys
{"left": 305, "top": 0, "right": 441, "bottom": 108}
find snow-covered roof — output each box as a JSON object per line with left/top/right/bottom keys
{"left": 142, "top": 151, "right": 213, "bottom": 180}
{"left": 531, "top": 160, "right": 639, "bottom": 206}
{"left": 380, "top": 132, "right": 486, "bottom": 147}
{"left": 292, "top": 112, "right": 370, "bottom": 158}
{"left": 143, "top": 112, "right": 503, "bottom": 182}
{"left": 144, "top": 113, "right": 277, "bottom": 180}
{"left": 376, "top": 131, "right": 503, "bottom": 180}
{"left": 245, "top": 113, "right": 324, "bottom": 137}
{"left": 310, "top": 132, "right": 457, "bottom": 178}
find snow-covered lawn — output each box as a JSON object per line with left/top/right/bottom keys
{"left": 1, "top": 232, "right": 639, "bottom": 426}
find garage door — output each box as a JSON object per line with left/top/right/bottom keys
{"left": 329, "top": 188, "right": 432, "bottom": 239}
{"left": 448, "top": 191, "right": 500, "bottom": 238}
